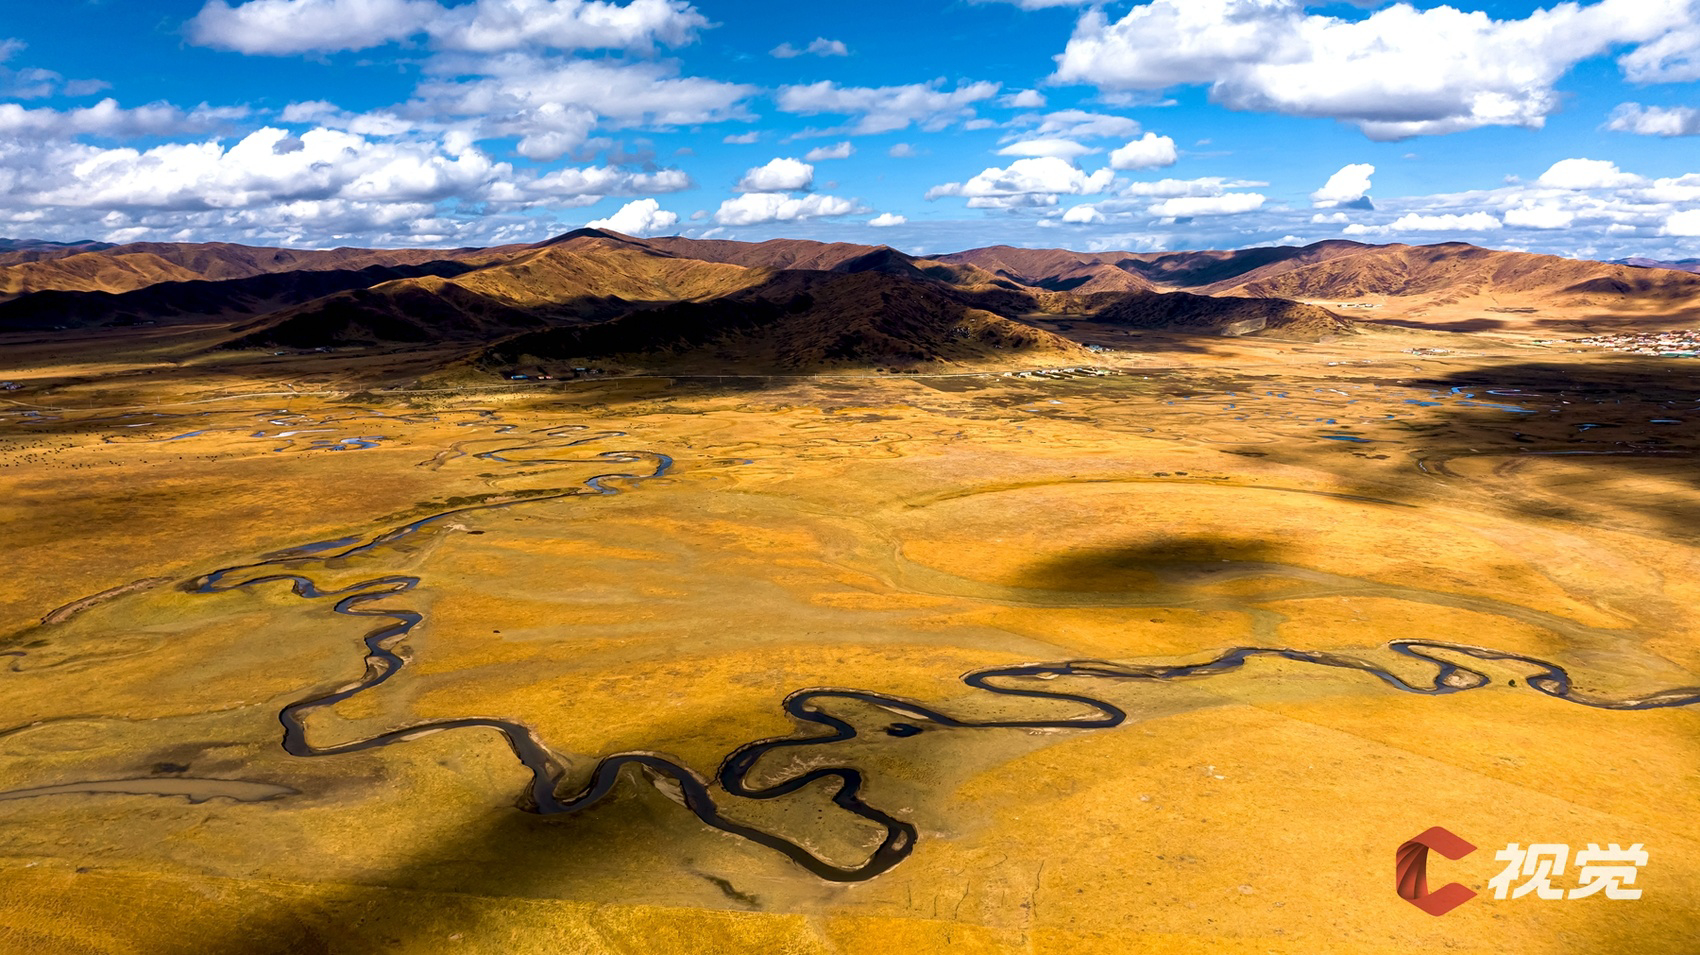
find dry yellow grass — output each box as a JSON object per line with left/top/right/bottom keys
{"left": 1, "top": 322, "right": 1696, "bottom": 953}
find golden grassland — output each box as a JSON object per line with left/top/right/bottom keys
{"left": 2, "top": 321, "right": 1698, "bottom": 953}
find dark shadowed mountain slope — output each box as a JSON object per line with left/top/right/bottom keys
{"left": 617, "top": 234, "right": 893, "bottom": 272}
{"left": 0, "top": 240, "right": 518, "bottom": 300}
{"left": 1217, "top": 242, "right": 1700, "bottom": 308}
{"left": 4, "top": 231, "right": 1373, "bottom": 367}
{"left": 936, "top": 245, "right": 1160, "bottom": 294}
{"left": 1083, "top": 290, "right": 1353, "bottom": 337}
{"left": 576, "top": 230, "right": 1011, "bottom": 287}
{"left": 0, "top": 261, "right": 482, "bottom": 331}
{"left": 1128, "top": 241, "right": 1376, "bottom": 291}
{"left": 219, "top": 238, "right": 768, "bottom": 349}
{"left": 946, "top": 240, "right": 1700, "bottom": 317}
{"left": 481, "top": 267, "right": 1092, "bottom": 371}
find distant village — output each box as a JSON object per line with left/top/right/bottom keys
{"left": 1004, "top": 366, "right": 1114, "bottom": 380}
{"left": 501, "top": 367, "right": 607, "bottom": 381}
{"left": 1551, "top": 330, "right": 1700, "bottom": 358}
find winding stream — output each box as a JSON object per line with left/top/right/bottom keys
{"left": 11, "top": 400, "right": 1699, "bottom": 882}
{"left": 172, "top": 425, "right": 1700, "bottom": 884}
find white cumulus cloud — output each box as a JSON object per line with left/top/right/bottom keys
{"left": 1618, "top": 20, "right": 1700, "bottom": 82}
{"left": 997, "top": 138, "right": 1095, "bottom": 160}
{"left": 975, "top": 0, "right": 1090, "bottom": 9}
{"left": 188, "top": 0, "right": 436, "bottom": 54}
{"left": 0, "top": 98, "right": 249, "bottom": 139}
{"left": 803, "top": 141, "right": 853, "bottom": 161}
{"left": 1315, "top": 158, "right": 1700, "bottom": 257}
{"left": 1312, "top": 163, "right": 1374, "bottom": 206}
{"left": 1050, "top": 0, "right": 1700, "bottom": 139}
{"left": 712, "top": 191, "right": 861, "bottom": 225}
{"left": 926, "top": 156, "right": 1115, "bottom": 209}
{"left": 1537, "top": 158, "right": 1646, "bottom": 190}
{"left": 25, "top": 126, "right": 507, "bottom": 210}
{"left": 1664, "top": 209, "right": 1700, "bottom": 235}
{"left": 735, "top": 156, "right": 813, "bottom": 192}
{"left": 1607, "top": 103, "right": 1700, "bottom": 137}
{"left": 1121, "top": 176, "right": 1266, "bottom": 198}
{"left": 868, "top": 212, "right": 906, "bottom": 227}
{"left": 411, "top": 55, "right": 754, "bottom": 160}
{"left": 1016, "top": 108, "right": 1141, "bottom": 141}
{"left": 1503, "top": 204, "right": 1575, "bottom": 229}
{"left": 1061, "top": 203, "right": 1104, "bottom": 224}
{"left": 1147, "top": 193, "right": 1265, "bottom": 217}
{"left": 1108, "top": 132, "right": 1177, "bottom": 170}
{"left": 0, "top": 122, "right": 691, "bottom": 246}
{"left": 430, "top": 0, "right": 707, "bottom": 52}
{"left": 586, "top": 196, "right": 678, "bottom": 235}
{"left": 776, "top": 79, "right": 1000, "bottom": 134}
{"left": 189, "top": 0, "right": 708, "bottom": 55}
{"left": 1347, "top": 211, "right": 1503, "bottom": 234}
{"left": 771, "top": 37, "right": 848, "bottom": 58}
{"left": 0, "top": 41, "right": 108, "bottom": 100}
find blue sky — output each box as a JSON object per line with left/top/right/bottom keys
{"left": 1, "top": 0, "right": 1698, "bottom": 259}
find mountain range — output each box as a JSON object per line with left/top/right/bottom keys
{"left": 3, "top": 230, "right": 1697, "bottom": 373}
{"left": 1617, "top": 257, "right": 1700, "bottom": 275}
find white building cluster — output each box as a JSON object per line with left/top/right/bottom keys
{"left": 1559, "top": 330, "right": 1700, "bottom": 358}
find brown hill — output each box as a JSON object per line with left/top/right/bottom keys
{"left": 469, "top": 234, "right": 1354, "bottom": 369}
{"left": 1083, "top": 290, "right": 1352, "bottom": 338}
{"left": 947, "top": 239, "right": 1700, "bottom": 330}
{"left": 1217, "top": 243, "right": 1683, "bottom": 299}
{"left": 223, "top": 281, "right": 542, "bottom": 348}
{"left": 937, "top": 245, "right": 1159, "bottom": 294}
{"left": 0, "top": 261, "right": 480, "bottom": 331}
{"left": 482, "top": 267, "right": 1090, "bottom": 372}
{"left": 2, "top": 230, "right": 1369, "bottom": 369}
{"left": 0, "top": 238, "right": 115, "bottom": 265}
{"left": 939, "top": 243, "right": 1376, "bottom": 294}
{"left": 1212, "top": 243, "right": 1700, "bottom": 327}
{"left": 948, "top": 239, "right": 1700, "bottom": 304}
{"left": 1125, "top": 242, "right": 1372, "bottom": 291}
{"left": 215, "top": 232, "right": 1354, "bottom": 358}
{"left": 572, "top": 229, "right": 1014, "bottom": 289}
{"left": 1619, "top": 257, "right": 1700, "bottom": 275}
{"left": 456, "top": 236, "right": 766, "bottom": 306}
{"left": 0, "top": 240, "right": 515, "bottom": 301}
{"left": 221, "top": 238, "right": 767, "bottom": 349}
{"left": 621, "top": 234, "right": 892, "bottom": 272}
